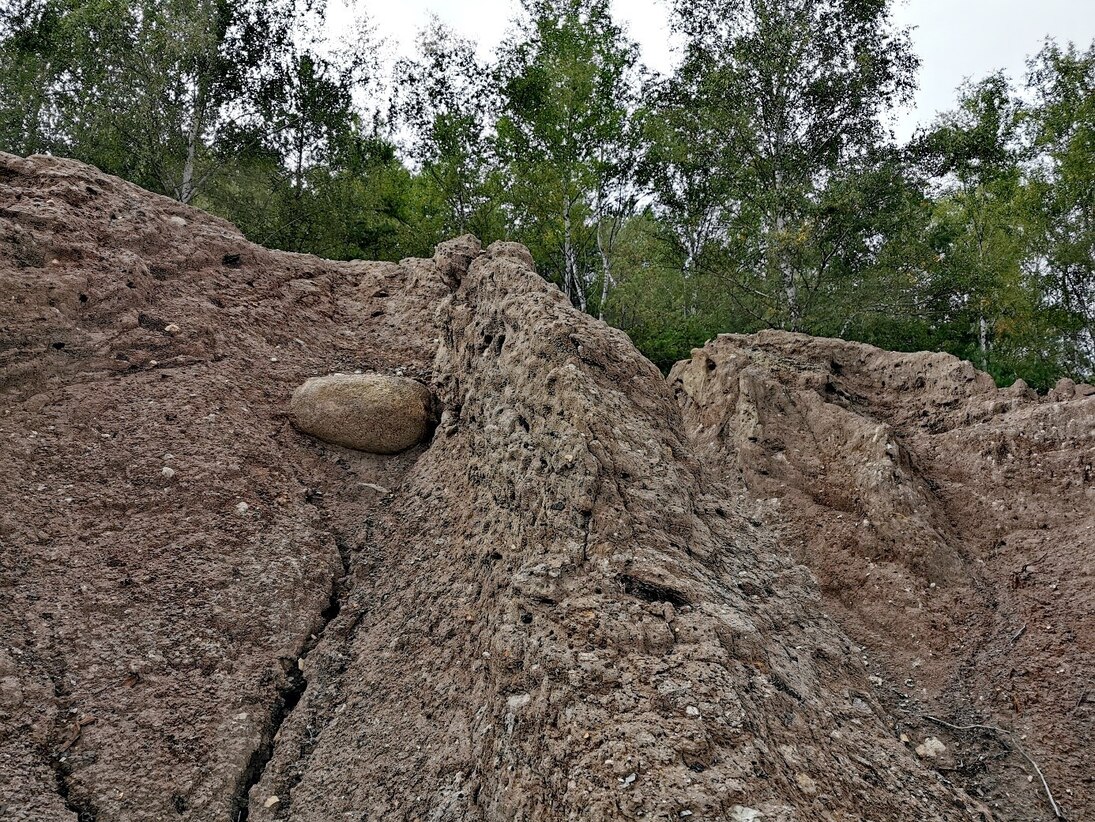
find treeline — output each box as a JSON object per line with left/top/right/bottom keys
{"left": 2, "top": 0, "right": 1092, "bottom": 387}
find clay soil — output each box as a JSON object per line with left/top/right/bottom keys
{"left": 1, "top": 153, "right": 1092, "bottom": 821}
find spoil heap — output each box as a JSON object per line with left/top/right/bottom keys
{"left": 3, "top": 153, "right": 1088, "bottom": 820}
{"left": 671, "top": 332, "right": 1094, "bottom": 820}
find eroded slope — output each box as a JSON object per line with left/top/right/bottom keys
{"left": 246, "top": 244, "right": 983, "bottom": 820}
{"left": 671, "top": 331, "right": 1094, "bottom": 820}
{"left": 0, "top": 152, "right": 456, "bottom": 820}
{"left": 1, "top": 155, "right": 997, "bottom": 820}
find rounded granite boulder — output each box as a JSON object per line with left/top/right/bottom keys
{"left": 290, "top": 373, "right": 432, "bottom": 454}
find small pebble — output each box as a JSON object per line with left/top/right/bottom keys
{"left": 915, "top": 737, "right": 947, "bottom": 758}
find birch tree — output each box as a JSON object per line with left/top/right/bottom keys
{"left": 0, "top": 0, "right": 307, "bottom": 204}
{"left": 659, "top": 0, "right": 918, "bottom": 330}
{"left": 391, "top": 18, "right": 500, "bottom": 240}
{"left": 495, "top": 0, "right": 640, "bottom": 313}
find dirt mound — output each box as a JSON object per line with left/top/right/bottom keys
{"left": 0, "top": 152, "right": 455, "bottom": 820}
{"left": 0, "top": 154, "right": 1083, "bottom": 820}
{"left": 671, "top": 331, "right": 1094, "bottom": 820}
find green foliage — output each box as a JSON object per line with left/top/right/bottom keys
{"left": 606, "top": 213, "right": 732, "bottom": 370}
{"left": 651, "top": 0, "right": 919, "bottom": 331}
{"left": 494, "top": 0, "right": 642, "bottom": 312}
{"left": 391, "top": 18, "right": 503, "bottom": 243}
{"left": 1023, "top": 42, "right": 1095, "bottom": 380}
{"left": 903, "top": 62, "right": 1095, "bottom": 388}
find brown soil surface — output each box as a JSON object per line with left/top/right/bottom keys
{"left": 671, "top": 332, "right": 1094, "bottom": 820}
{"left": 1, "top": 154, "right": 1089, "bottom": 820}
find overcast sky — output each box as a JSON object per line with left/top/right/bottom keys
{"left": 340, "top": 0, "right": 1095, "bottom": 141}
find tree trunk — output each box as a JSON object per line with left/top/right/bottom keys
{"left": 597, "top": 219, "right": 613, "bottom": 322}
{"left": 770, "top": 118, "right": 801, "bottom": 331}
{"left": 774, "top": 209, "right": 800, "bottom": 331}
{"left": 563, "top": 195, "right": 582, "bottom": 310}
{"left": 783, "top": 270, "right": 800, "bottom": 331}
{"left": 979, "top": 315, "right": 989, "bottom": 370}
{"left": 179, "top": 128, "right": 198, "bottom": 205}
{"left": 25, "top": 59, "right": 52, "bottom": 154}
{"left": 975, "top": 214, "right": 988, "bottom": 370}
{"left": 177, "top": 81, "right": 207, "bottom": 205}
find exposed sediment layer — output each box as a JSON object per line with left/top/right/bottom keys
{"left": 3, "top": 153, "right": 1089, "bottom": 821}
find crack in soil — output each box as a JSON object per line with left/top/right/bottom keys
{"left": 42, "top": 626, "right": 100, "bottom": 822}
{"left": 272, "top": 531, "right": 368, "bottom": 817}
{"left": 52, "top": 756, "right": 99, "bottom": 822}
{"left": 231, "top": 532, "right": 352, "bottom": 821}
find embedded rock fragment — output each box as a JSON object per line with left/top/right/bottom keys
{"left": 290, "top": 373, "right": 432, "bottom": 454}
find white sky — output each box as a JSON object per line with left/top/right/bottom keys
{"left": 337, "top": 0, "right": 1095, "bottom": 141}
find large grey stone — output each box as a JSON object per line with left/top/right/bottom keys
{"left": 290, "top": 373, "right": 432, "bottom": 454}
